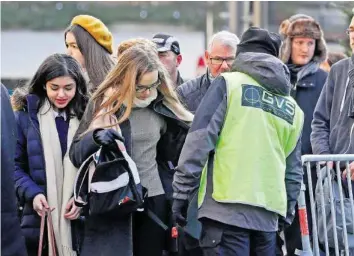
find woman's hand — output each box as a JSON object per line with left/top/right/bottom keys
{"left": 64, "top": 197, "right": 82, "bottom": 220}
{"left": 33, "top": 194, "right": 49, "bottom": 217}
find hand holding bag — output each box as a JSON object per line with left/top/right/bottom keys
{"left": 73, "top": 139, "right": 145, "bottom": 217}
{"left": 38, "top": 208, "right": 58, "bottom": 256}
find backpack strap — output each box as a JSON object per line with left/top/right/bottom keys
{"left": 74, "top": 152, "right": 97, "bottom": 207}
{"left": 146, "top": 209, "right": 168, "bottom": 231}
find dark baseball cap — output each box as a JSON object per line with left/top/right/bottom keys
{"left": 152, "top": 33, "right": 181, "bottom": 55}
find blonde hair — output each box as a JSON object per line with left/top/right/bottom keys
{"left": 117, "top": 38, "right": 156, "bottom": 57}
{"left": 88, "top": 42, "right": 193, "bottom": 131}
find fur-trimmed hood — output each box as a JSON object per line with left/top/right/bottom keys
{"left": 279, "top": 15, "right": 327, "bottom": 64}
{"left": 11, "top": 86, "right": 30, "bottom": 111}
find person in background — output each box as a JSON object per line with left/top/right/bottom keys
{"left": 311, "top": 15, "right": 354, "bottom": 255}
{"left": 311, "top": 16, "right": 354, "bottom": 176}
{"left": 320, "top": 51, "right": 347, "bottom": 72}
{"left": 278, "top": 14, "right": 328, "bottom": 255}
{"left": 1, "top": 83, "right": 28, "bottom": 256}
{"left": 177, "top": 30, "right": 239, "bottom": 113}
{"left": 69, "top": 42, "right": 193, "bottom": 256}
{"left": 13, "top": 53, "right": 88, "bottom": 255}
{"left": 152, "top": 33, "right": 184, "bottom": 87}
{"left": 174, "top": 30, "right": 239, "bottom": 256}
{"left": 65, "top": 14, "right": 115, "bottom": 94}
{"left": 173, "top": 27, "right": 304, "bottom": 256}
{"left": 117, "top": 38, "right": 156, "bottom": 57}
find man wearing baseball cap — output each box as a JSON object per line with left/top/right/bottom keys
{"left": 152, "top": 33, "right": 184, "bottom": 88}
{"left": 173, "top": 27, "right": 304, "bottom": 255}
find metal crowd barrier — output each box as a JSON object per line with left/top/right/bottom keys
{"left": 299, "top": 154, "right": 354, "bottom": 256}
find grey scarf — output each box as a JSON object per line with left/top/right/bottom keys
{"left": 287, "top": 61, "right": 319, "bottom": 86}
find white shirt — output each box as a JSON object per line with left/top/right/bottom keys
{"left": 53, "top": 109, "right": 67, "bottom": 121}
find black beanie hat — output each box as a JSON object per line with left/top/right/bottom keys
{"left": 236, "top": 27, "right": 282, "bottom": 57}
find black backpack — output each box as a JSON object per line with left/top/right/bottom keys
{"left": 74, "top": 143, "right": 145, "bottom": 217}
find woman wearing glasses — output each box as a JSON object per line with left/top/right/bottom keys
{"left": 69, "top": 42, "right": 193, "bottom": 256}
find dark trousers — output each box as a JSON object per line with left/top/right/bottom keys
{"left": 177, "top": 228, "right": 204, "bottom": 256}
{"left": 80, "top": 214, "right": 132, "bottom": 256}
{"left": 133, "top": 194, "right": 169, "bottom": 256}
{"left": 200, "top": 218, "right": 276, "bottom": 256}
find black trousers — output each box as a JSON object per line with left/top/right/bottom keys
{"left": 133, "top": 194, "right": 169, "bottom": 256}
{"left": 80, "top": 214, "right": 132, "bottom": 256}
{"left": 177, "top": 227, "right": 204, "bottom": 256}
{"left": 200, "top": 218, "right": 276, "bottom": 256}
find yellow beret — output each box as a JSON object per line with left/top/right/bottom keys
{"left": 71, "top": 15, "right": 113, "bottom": 54}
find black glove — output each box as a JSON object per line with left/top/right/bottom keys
{"left": 172, "top": 199, "right": 189, "bottom": 227}
{"left": 93, "top": 129, "right": 124, "bottom": 148}
{"left": 278, "top": 215, "right": 290, "bottom": 232}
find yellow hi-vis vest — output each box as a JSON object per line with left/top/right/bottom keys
{"left": 198, "top": 72, "right": 304, "bottom": 217}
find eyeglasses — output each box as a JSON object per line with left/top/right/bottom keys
{"left": 346, "top": 29, "right": 354, "bottom": 35}
{"left": 210, "top": 57, "right": 235, "bottom": 65}
{"left": 136, "top": 78, "right": 161, "bottom": 93}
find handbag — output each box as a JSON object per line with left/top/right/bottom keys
{"left": 38, "top": 208, "right": 58, "bottom": 256}
{"left": 74, "top": 141, "right": 145, "bottom": 217}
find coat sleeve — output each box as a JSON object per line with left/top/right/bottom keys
{"left": 310, "top": 68, "right": 335, "bottom": 154}
{"left": 69, "top": 99, "right": 100, "bottom": 168}
{"left": 283, "top": 133, "right": 303, "bottom": 225}
{"left": 14, "top": 112, "right": 44, "bottom": 202}
{"left": 173, "top": 77, "right": 227, "bottom": 200}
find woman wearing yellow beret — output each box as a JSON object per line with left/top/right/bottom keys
{"left": 65, "top": 15, "right": 115, "bottom": 94}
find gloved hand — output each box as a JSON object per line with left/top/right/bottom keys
{"left": 278, "top": 215, "right": 290, "bottom": 232}
{"left": 172, "top": 199, "right": 189, "bottom": 227}
{"left": 93, "top": 129, "right": 124, "bottom": 148}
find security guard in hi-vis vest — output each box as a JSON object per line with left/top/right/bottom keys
{"left": 172, "top": 27, "right": 304, "bottom": 256}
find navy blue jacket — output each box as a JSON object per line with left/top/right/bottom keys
{"left": 291, "top": 69, "right": 328, "bottom": 156}
{"left": 14, "top": 94, "right": 47, "bottom": 246}
{"left": 1, "top": 84, "right": 28, "bottom": 256}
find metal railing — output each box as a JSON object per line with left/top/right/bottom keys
{"left": 299, "top": 154, "right": 354, "bottom": 256}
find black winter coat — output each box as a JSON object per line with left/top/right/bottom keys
{"left": 1, "top": 84, "right": 28, "bottom": 256}
{"left": 69, "top": 93, "right": 190, "bottom": 255}
{"left": 291, "top": 68, "right": 328, "bottom": 156}
{"left": 69, "top": 93, "right": 190, "bottom": 197}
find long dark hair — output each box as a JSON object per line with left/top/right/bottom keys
{"left": 65, "top": 25, "right": 115, "bottom": 92}
{"left": 28, "top": 53, "right": 88, "bottom": 119}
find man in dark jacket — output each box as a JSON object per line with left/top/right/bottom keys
{"left": 177, "top": 31, "right": 240, "bottom": 113}
{"left": 152, "top": 33, "right": 184, "bottom": 87}
{"left": 311, "top": 16, "right": 354, "bottom": 255}
{"left": 279, "top": 14, "right": 328, "bottom": 255}
{"left": 1, "top": 83, "right": 28, "bottom": 256}
{"left": 173, "top": 27, "right": 304, "bottom": 255}
{"left": 311, "top": 16, "right": 354, "bottom": 166}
